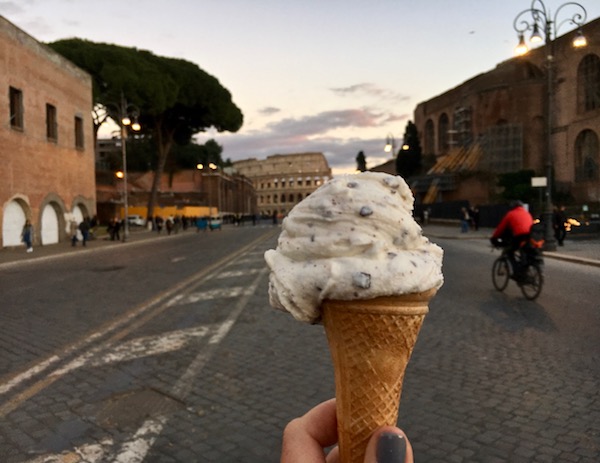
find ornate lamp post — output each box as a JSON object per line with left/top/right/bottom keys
{"left": 384, "top": 133, "right": 396, "bottom": 157}
{"left": 512, "top": 0, "right": 587, "bottom": 251}
{"left": 114, "top": 93, "right": 141, "bottom": 242}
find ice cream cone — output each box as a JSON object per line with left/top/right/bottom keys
{"left": 322, "top": 288, "right": 436, "bottom": 463}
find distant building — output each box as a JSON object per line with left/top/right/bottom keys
{"left": 233, "top": 152, "right": 332, "bottom": 217}
{"left": 95, "top": 166, "right": 256, "bottom": 223}
{"left": 0, "top": 16, "right": 95, "bottom": 247}
{"left": 413, "top": 16, "right": 600, "bottom": 207}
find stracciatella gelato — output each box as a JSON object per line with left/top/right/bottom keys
{"left": 264, "top": 172, "right": 443, "bottom": 323}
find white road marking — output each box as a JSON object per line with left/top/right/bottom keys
{"left": 181, "top": 286, "right": 255, "bottom": 303}
{"left": 0, "top": 355, "right": 61, "bottom": 395}
{"left": 216, "top": 268, "right": 261, "bottom": 278}
{"left": 113, "top": 416, "right": 168, "bottom": 463}
{"left": 0, "top": 233, "right": 269, "bottom": 399}
{"left": 15, "top": 267, "right": 269, "bottom": 463}
{"left": 90, "top": 326, "right": 210, "bottom": 367}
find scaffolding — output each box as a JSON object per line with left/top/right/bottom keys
{"left": 480, "top": 124, "right": 523, "bottom": 173}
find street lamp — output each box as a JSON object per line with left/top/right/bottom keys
{"left": 114, "top": 92, "right": 141, "bottom": 242}
{"left": 198, "top": 162, "right": 218, "bottom": 218}
{"left": 384, "top": 133, "right": 396, "bottom": 157}
{"left": 512, "top": 0, "right": 587, "bottom": 251}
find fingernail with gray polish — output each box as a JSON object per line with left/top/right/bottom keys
{"left": 376, "top": 432, "right": 406, "bottom": 463}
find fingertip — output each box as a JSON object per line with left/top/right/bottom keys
{"left": 364, "top": 426, "right": 413, "bottom": 463}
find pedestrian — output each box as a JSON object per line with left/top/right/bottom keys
{"left": 272, "top": 211, "right": 278, "bottom": 226}
{"left": 108, "top": 217, "right": 121, "bottom": 241}
{"left": 470, "top": 206, "right": 480, "bottom": 231}
{"left": 553, "top": 205, "right": 567, "bottom": 246}
{"left": 460, "top": 207, "right": 470, "bottom": 233}
{"left": 165, "top": 216, "right": 174, "bottom": 235}
{"left": 21, "top": 219, "right": 34, "bottom": 252}
{"left": 70, "top": 219, "right": 79, "bottom": 246}
{"left": 79, "top": 217, "right": 91, "bottom": 246}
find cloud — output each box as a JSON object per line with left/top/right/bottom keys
{"left": 258, "top": 106, "right": 281, "bottom": 116}
{"left": 197, "top": 107, "right": 403, "bottom": 175}
{"left": 0, "top": 1, "right": 26, "bottom": 14}
{"left": 330, "top": 82, "right": 410, "bottom": 104}
{"left": 268, "top": 108, "right": 385, "bottom": 137}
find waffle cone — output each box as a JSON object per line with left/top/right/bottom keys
{"left": 322, "top": 288, "right": 436, "bottom": 463}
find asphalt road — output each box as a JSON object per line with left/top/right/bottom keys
{"left": 0, "top": 227, "right": 598, "bottom": 462}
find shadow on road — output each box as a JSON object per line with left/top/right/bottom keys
{"left": 479, "top": 290, "right": 557, "bottom": 333}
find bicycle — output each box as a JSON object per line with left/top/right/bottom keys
{"left": 491, "top": 240, "right": 544, "bottom": 300}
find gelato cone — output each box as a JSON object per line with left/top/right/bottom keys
{"left": 264, "top": 172, "right": 443, "bottom": 461}
{"left": 322, "top": 289, "right": 436, "bottom": 463}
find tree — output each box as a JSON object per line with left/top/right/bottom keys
{"left": 356, "top": 150, "right": 367, "bottom": 172}
{"left": 171, "top": 139, "right": 224, "bottom": 171}
{"left": 396, "top": 121, "right": 422, "bottom": 179}
{"left": 497, "top": 170, "right": 536, "bottom": 204}
{"left": 48, "top": 39, "right": 243, "bottom": 220}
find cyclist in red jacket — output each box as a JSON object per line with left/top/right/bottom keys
{"left": 491, "top": 200, "right": 534, "bottom": 280}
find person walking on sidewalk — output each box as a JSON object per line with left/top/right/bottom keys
{"left": 79, "top": 217, "right": 91, "bottom": 246}
{"left": 70, "top": 219, "right": 79, "bottom": 246}
{"left": 21, "top": 219, "right": 34, "bottom": 253}
{"left": 460, "top": 207, "right": 470, "bottom": 233}
{"left": 553, "top": 205, "right": 567, "bottom": 246}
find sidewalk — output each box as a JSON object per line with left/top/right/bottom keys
{"left": 2, "top": 223, "right": 600, "bottom": 268}
{"left": 0, "top": 228, "right": 165, "bottom": 268}
{"left": 422, "top": 222, "right": 600, "bottom": 267}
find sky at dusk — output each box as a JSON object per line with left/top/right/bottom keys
{"left": 2, "top": 0, "right": 599, "bottom": 175}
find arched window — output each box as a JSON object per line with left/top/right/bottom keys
{"left": 289, "top": 194, "right": 294, "bottom": 202}
{"left": 575, "top": 129, "right": 599, "bottom": 181}
{"left": 577, "top": 54, "right": 600, "bottom": 112}
{"left": 438, "top": 113, "right": 449, "bottom": 153}
{"left": 424, "top": 119, "right": 434, "bottom": 154}
{"left": 281, "top": 193, "right": 286, "bottom": 203}
{"left": 297, "top": 193, "right": 303, "bottom": 202}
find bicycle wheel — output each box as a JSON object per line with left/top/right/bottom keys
{"left": 492, "top": 257, "right": 510, "bottom": 291}
{"left": 520, "top": 264, "right": 543, "bottom": 300}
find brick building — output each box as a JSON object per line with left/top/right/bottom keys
{"left": 413, "top": 16, "right": 600, "bottom": 207}
{"left": 233, "top": 152, "right": 332, "bottom": 218}
{"left": 0, "top": 16, "right": 95, "bottom": 247}
{"left": 95, "top": 165, "right": 256, "bottom": 223}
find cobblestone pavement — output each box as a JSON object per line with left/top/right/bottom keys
{"left": 0, "top": 224, "right": 598, "bottom": 462}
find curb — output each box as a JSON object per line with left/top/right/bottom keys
{"left": 426, "top": 230, "right": 600, "bottom": 268}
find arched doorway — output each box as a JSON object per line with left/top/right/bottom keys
{"left": 2, "top": 199, "right": 28, "bottom": 247}
{"left": 41, "top": 203, "right": 60, "bottom": 245}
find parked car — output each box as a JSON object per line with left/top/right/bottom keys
{"left": 127, "top": 215, "right": 145, "bottom": 226}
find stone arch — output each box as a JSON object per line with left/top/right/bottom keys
{"left": 577, "top": 53, "right": 600, "bottom": 113}
{"left": 575, "top": 129, "right": 599, "bottom": 182}
{"left": 39, "top": 193, "right": 67, "bottom": 244}
{"left": 2, "top": 195, "right": 31, "bottom": 247}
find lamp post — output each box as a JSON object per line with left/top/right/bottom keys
{"left": 512, "top": 0, "right": 587, "bottom": 251}
{"left": 114, "top": 93, "right": 141, "bottom": 242}
{"left": 198, "top": 162, "right": 218, "bottom": 218}
{"left": 384, "top": 133, "right": 396, "bottom": 157}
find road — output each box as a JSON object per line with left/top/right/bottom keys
{"left": 0, "top": 228, "right": 598, "bottom": 462}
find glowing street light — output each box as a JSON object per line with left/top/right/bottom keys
{"left": 511, "top": 0, "right": 587, "bottom": 251}
{"left": 114, "top": 92, "right": 141, "bottom": 241}
{"left": 384, "top": 133, "right": 396, "bottom": 156}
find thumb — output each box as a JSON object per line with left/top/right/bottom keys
{"left": 363, "top": 426, "right": 413, "bottom": 463}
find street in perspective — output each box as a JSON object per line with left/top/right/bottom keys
{"left": 0, "top": 223, "right": 599, "bottom": 462}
